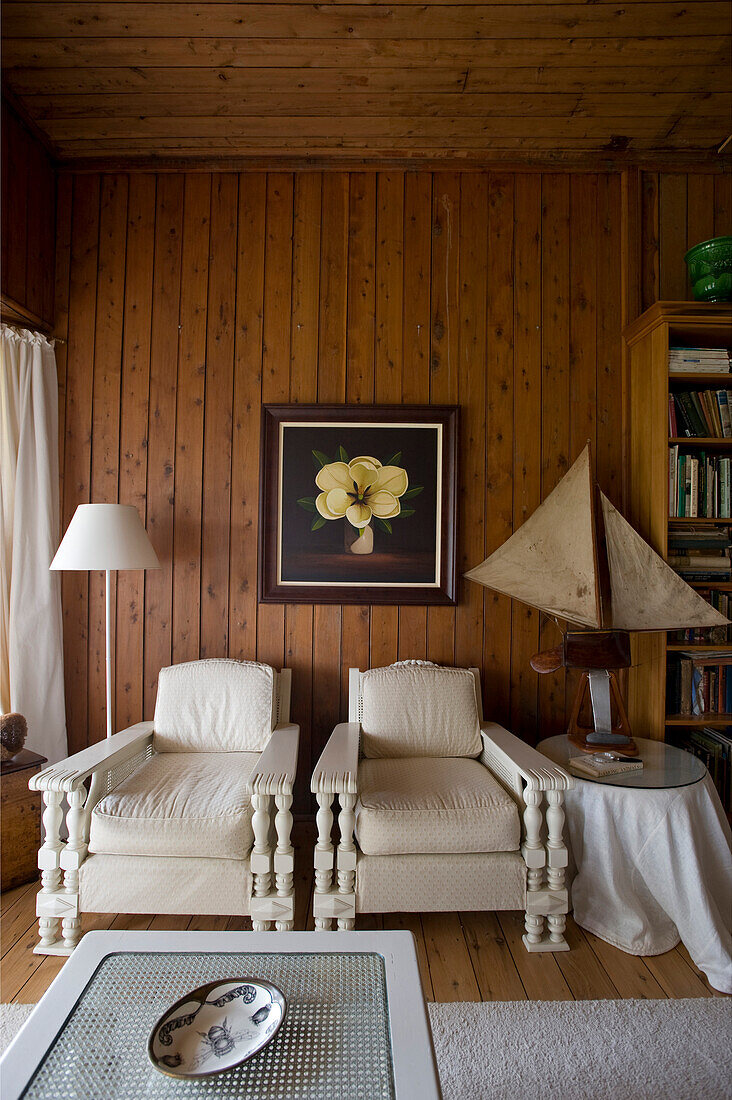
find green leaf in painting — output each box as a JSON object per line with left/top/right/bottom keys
{"left": 402, "top": 485, "right": 424, "bottom": 499}
{"left": 311, "top": 515, "right": 327, "bottom": 531}
{"left": 373, "top": 517, "right": 393, "bottom": 534}
{"left": 383, "top": 451, "right": 402, "bottom": 467}
{"left": 336, "top": 444, "right": 349, "bottom": 463}
{"left": 396, "top": 508, "right": 415, "bottom": 519}
{"left": 297, "top": 497, "right": 316, "bottom": 512}
{"left": 312, "top": 449, "right": 330, "bottom": 468}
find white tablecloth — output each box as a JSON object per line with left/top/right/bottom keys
{"left": 564, "top": 772, "right": 732, "bottom": 993}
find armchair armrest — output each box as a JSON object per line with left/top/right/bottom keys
{"left": 311, "top": 722, "right": 360, "bottom": 796}
{"left": 479, "top": 722, "right": 574, "bottom": 796}
{"left": 29, "top": 723, "right": 155, "bottom": 794}
{"left": 480, "top": 722, "right": 574, "bottom": 953}
{"left": 248, "top": 723, "right": 300, "bottom": 796}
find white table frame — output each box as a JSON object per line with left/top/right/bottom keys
{"left": 0, "top": 929, "right": 441, "bottom": 1100}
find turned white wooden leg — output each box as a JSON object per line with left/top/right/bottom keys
{"left": 545, "top": 789, "right": 569, "bottom": 944}
{"left": 59, "top": 787, "right": 88, "bottom": 950}
{"left": 251, "top": 793, "right": 272, "bottom": 931}
{"left": 314, "top": 792, "right": 334, "bottom": 930}
{"left": 36, "top": 790, "right": 65, "bottom": 951}
{"left": 336, "top": 792, "right": 356, "bottom": 930}
{"left": 274, "top": 793, "right": 295, "bottom": 931}
{"left": 522, "top": 789, "right": 545, "bottom": 947}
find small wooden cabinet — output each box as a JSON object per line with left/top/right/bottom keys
{"left": 1, "top": 748, "right": 46, "bottom": 891}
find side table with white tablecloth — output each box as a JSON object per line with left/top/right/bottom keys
{"left": 538, "top": 736, "right": 732, "bottom": 994}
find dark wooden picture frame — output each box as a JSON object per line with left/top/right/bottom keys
{"left": 259, "top": 405, "right": 458, "bottom": 605}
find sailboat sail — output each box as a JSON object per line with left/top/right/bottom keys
{"left": 601, "top": 494, "right": 727, "bottom": 630}
{"left": 464, "top": 448, "right": 601, "bottom": 627}
{"left": 466, "top": 446, "right": 729, "bottom": 632}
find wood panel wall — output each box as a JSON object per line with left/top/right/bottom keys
{"left": 1, "top": 103, "right": 55, "bottom": 328}
{"left": 640, "top": 170, "right": 732, "bottom": 311}
{"left": 53, "top": 168, "right": 635, "bottom": 810}
{"left": 2, "top": 96, "right": 727, "bottom": 813}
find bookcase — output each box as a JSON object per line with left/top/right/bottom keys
{"left": 625, "top": 302, "right": 732, "bottom": 763}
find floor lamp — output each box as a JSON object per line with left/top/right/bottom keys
{"left": 50, "top": 504, "right": 160, "bottom": 739}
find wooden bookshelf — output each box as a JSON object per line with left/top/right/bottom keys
{"left": 667, "top": 644, "right": 732, "bottom": 652}
{"left": 665, "top": 716, "right": 732, "bottom": 728}
{"left": 668, "top": 372, "right": 732, "bottom": 384}
{"left": 625, "top": 301, "right": 732, "bottom": 743}
{"left": 668, "top": 517, "right": 731, "bottom": 525}
{"left": 669, "top": 438, "right": 731, "bottom": 447}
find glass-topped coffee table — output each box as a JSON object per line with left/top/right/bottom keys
{"left": 537, "top": 734, "right": 707, "bottom": 789}
{"left": 0, "top": 930, "right": 442, "bottom": 1100}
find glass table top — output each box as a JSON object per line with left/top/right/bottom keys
{"left": 24, "top": 951, "right": 395, "bottom": 1100}
{"left": 537, "top": 735, "right": 707, "bottom": 789}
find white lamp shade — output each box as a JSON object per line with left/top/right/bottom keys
{"left": 50, "top": 504, "right": 161, "bottom": 572}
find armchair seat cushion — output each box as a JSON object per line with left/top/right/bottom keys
{"left": 354, "top": 757, "right": 520, "bottom": 856}
{"left": 89, "top": 751, "right": 259, "bottom": 860}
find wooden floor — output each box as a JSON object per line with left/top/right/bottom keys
{"left": 1, "top": 825, "right": 723, "bottom": 1005}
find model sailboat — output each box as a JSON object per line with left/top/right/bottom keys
{"left": 466, "top": 446, "right": 729, "bottom": 754}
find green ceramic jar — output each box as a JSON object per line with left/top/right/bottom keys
{"left": 684, "top": 236, "right": 732, "bottom": 302}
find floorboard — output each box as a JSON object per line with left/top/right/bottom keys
{"left": 1, "top": 885, "right": 38, "bottom": 958}
{"left": 12, "top": 955, "right": 67, "bottom": 1005}
{"left": 582, "top": 929, "right": 666, "bottom": 999}
{"left": 293, "top": 822, "right": 315, "bottom": 933}
{"left": 675, "top": 943, "right": 727, "bottom": 996}
{"left": 186, "top": 915, "right": 230, "bottom": 933}
{"left": 3, "top": 846, "right": 725, "bottom": 1004}
{"left": 0, "top": 881, "right": 35, "bottom": 917}
{"left": 421, "top": 912, "right": 481, "bottom": 1002}
{"left": 460, "top": 911, "right": 526, "bottom": 1001}
{"left": 1, "top": 922, "right": 47, "bottom": 1003}
{"left": 643, "top": 950, "right": 713, "bottom": 999}
{"left": 498, "top": 911, "right": 574, "bottom": 1001}
{"left": 554, "top": 920, "right": 620, "bottom": 1000}
{"left": 383, "top": 913, "right": 434, "bottom": 1002}
{"left": 147, "top": 914, "right": 191, "bottom": 932}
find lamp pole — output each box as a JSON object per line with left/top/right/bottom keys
{"left": 105, "top": 568, "right": 113, "bottom": 739}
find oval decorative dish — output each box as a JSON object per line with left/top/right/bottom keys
{"left": 147, "top": 977, "right": 287, "bottom": 1079}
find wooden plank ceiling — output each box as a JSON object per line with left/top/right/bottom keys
{"left": 2, "top": 1, "right": 731, "bottom": 165}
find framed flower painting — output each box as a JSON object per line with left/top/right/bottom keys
{"left": 259, "top": 405, "right": 458, "bottom": 604}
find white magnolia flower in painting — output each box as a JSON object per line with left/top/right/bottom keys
{"left": 315, "top": 456, "right": 409, "bottom": 529}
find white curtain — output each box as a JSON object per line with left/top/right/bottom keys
{"left": 1, "top": 325, "right": 67, "bottom": 763}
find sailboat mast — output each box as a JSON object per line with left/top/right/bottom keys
{"left": 585, "top": 441, "right": 612, "bottom": 629}
{"left": 592, "top": 482, "right": 613, "bottom": 629}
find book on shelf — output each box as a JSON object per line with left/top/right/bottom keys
{"left": 667, "top": 652, "right": 732, "bottom": 717}
{"left": 669, "top": 390, "right": 732, "bottom": 438}
{"left": 672, "top": 726, "right": 731, "bottom": 813}
{"left": 668, "top": 347, "right": 732, "bottom": 374}
{"left": 668, "top": 448, "right": 732, "bottom": 518}
{"left": 666, "top": 554, "right": 731, "bottom": 582}
{"left": 668, "top": 529, "right": 732, "bottom": 550}
{"left": 670, "top": 587, "right": 731, "bottom": 644}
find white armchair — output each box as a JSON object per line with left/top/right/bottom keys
{"left": 311, "top": 661, "right": 574, "bottom": 952}
{"left": 30, "top": 659, "right": 299, "bottom": 954}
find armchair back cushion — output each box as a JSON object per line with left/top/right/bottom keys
{"left": 153, "top": 658, "right": 276, "bottom": 752}
{"left": 360, "top": 663, "right": 482, "bottom": 758}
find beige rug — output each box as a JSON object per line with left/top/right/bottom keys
{"left": 3, "top": 999, "right": 731, "bottom": 1098}
{"left": 428, "top": 999, "right": 732, "bottom": 1099}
